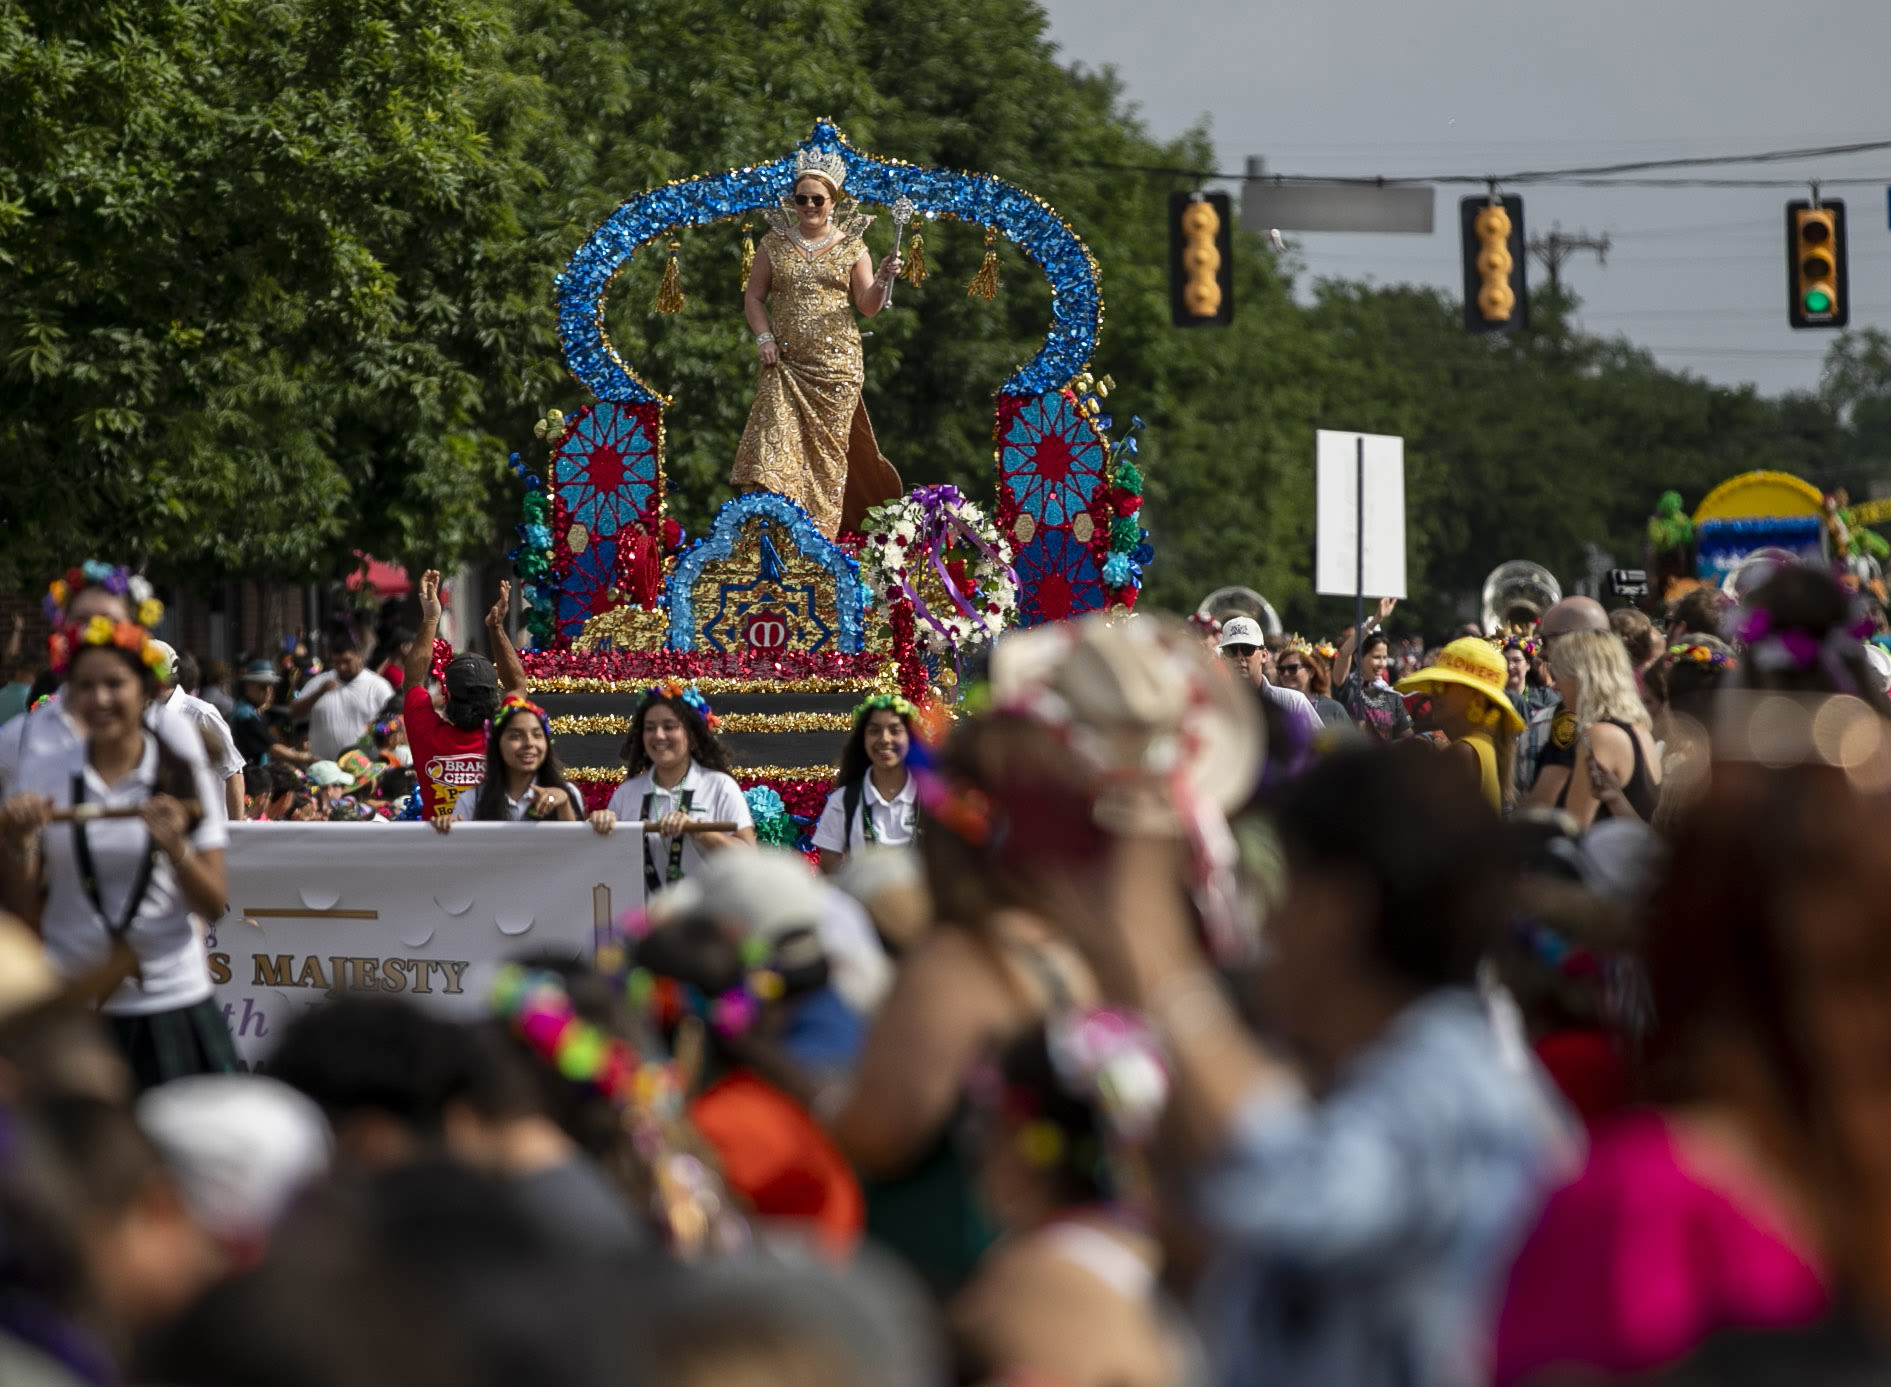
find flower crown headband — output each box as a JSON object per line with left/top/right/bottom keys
{"left": 489, "top": 692, "right": 552, "bottom": 737}
{"left": 852, "top": 692, "right": 918, "bottom": 722}
{"left": 1666, "top": 641, "right": 1737, "bottom": 672}
{"left": 640, "top": 679, "right": 722, "bottom": 732}
{"left": 965, "top": 1008, "right": 1169, "bottom": 1191}
{"left": 47, "top": 617, "right": 168, "bottom": 678}
{"left": 489, "top": 965, "right": 740, "bottom": 1258}
{"left": 1736, "top": 604, "right": 1872, "bottom": 692}
{"left": 1493, "top": 633, "right": 1542, "bottom": 658}
{"left": 490, "top": 964, "right": 678, "bottom": 1112}
{"left": 606, "top": 911, "right": 785, "bottom": 1042}
{"left": 45, "top": 561, "right": 163, "bottom": 629}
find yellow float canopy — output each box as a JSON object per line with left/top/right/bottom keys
{"left": 1692, "top": 470, "right": 1824, "bottom": 524}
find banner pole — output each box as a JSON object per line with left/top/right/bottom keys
{"left": 1354, "top": 435, "right": 1366, "bottom": 646}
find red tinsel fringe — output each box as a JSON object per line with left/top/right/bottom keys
{"left": 887, "top": 602, "right": 928, "bottom": 703}
{"left": 521, "top": 648, "right": 889, "bottom": 684}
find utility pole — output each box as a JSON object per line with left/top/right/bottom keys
{"left": 1527, "top": 224, "right": 1611, "bottom": 295}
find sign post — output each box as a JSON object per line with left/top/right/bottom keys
{"left": 1315, "top": 430, "right": 1407, "bottom": 640}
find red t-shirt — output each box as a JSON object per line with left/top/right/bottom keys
{"left": 403, "top": 686, "right": 487, "bottom": 818}
{"left": 689, "top": 1070, "right": 863, "bottom": 1254}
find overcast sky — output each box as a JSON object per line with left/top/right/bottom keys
{"left": 1037, "top": 0, "right": 1891, "bottom": 396}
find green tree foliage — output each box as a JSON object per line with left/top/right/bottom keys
{"left": 4, "top": 0, "right": 1886, "bottom": 634}
{"left": 0, "top": 0, "right": 558, "bottom": 588}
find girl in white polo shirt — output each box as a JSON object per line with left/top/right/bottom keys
{"left": 0, "top": 618, "right": 235, "bottom": 1089}
{"left": 436, "top": 694, "right": 583, "bottom": 830}
{"left": 813, "top": 694, "right": 919, "bottom": 874}
{"left": 590, "top": 682, "right": 755, "bottom": 891}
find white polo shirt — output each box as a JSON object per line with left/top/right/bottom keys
{"left": 161, "top": 687, "right": 245, "bottom": 785}
{"left": 811, "top": 773, "right": 917, "bottom": 855}
{"left": 20, "top": 731, "right": 229, "bottom": 1016}
{"left": 300, "top": 668, "right": 396, "bottom": 762}
{"left": 605, "top": 760, "right": 753, "bottom": 884}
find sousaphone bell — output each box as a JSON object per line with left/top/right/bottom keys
{"left": 1480, "top": 561, "right": 1562, "bottom": 635}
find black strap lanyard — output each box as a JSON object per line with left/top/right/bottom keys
{"left": 69, "top": 761, "right": 162, "bottom": 982}
{"left": 639, "top": 787, "right": 694, "bottom": 894}
{"left": 844, "top": 778, "right": 875, "bottom": 847}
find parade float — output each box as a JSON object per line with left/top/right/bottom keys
{"left": 1643, "top": 469, "right": 1891, "bottom": 609}
{"left": 1687, "top": 471, "right": 1829, "bottom": 590}
{"left": 508, "top": 122, "right": 1151, "bottom": 834}
{"left": 1648, "top": 470, "right": 1889, "bottom": 599}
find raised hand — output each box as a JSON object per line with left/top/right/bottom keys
{"left": 418, "top": 570, "right": 443, "bottom": 624}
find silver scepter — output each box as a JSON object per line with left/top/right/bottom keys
{"left": 885, "top": 195, "right": 915, "bottom": 309}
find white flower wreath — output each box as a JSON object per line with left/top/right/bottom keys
{"left": 860, "top": 489, "right": 1018, "bottom": 650}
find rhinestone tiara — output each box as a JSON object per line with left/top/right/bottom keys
{"left": 793, "top": 148, "right": 848, "bottom": 191}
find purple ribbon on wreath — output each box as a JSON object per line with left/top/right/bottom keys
{"left": 887, "top": 485, "right": 1018, "bottom": 645}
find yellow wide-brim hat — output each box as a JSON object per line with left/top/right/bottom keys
{"left": 1395, "top": 637, "right": 1527, "bottom": 736}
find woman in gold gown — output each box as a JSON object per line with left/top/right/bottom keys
{"left": 730, "top": 152, "right": 903, "bottom": 536}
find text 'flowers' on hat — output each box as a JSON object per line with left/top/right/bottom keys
{"left": 1395, "top": 637, "right": 1526, "bottom": 736}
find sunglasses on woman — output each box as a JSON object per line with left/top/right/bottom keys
{"left": 1277, "top": 662, "right": 1307, "bottom": 676}
{"left": 793, "top": 194, "right": 828, "bottom": 207}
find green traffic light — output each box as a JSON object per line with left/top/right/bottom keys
{"left": 1804, "top": 289, "right": 1834, "bottom": 314}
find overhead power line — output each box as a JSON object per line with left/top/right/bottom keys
{"left": 1084, "top": 136, "right": 1891, "bottom": 189}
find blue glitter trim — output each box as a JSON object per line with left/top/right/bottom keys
{"left": 1696, "top": 516, "right": 1824, "bottom": 540}
{"left": 664, "top": 492, "right": 865, "bottom": 652}
{"left": 557, "top": 120, "right": 1102, "bottom": 403}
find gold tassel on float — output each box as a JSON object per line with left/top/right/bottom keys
{"left": 966, "top": 228, "right": 1000, "bottom": 301}
{"left": 902, "top": 231, "right": 928, "bottom": 288}
{"left": 654, "top": 238, "right": 686, "bottom": 314}
{"left": 739, "top": 222, "right": 755, "bottom": 288}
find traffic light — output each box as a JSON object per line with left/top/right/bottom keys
{"left": 1169, "top": 191, "right": 1233, "bottom": 327}
{"left": 1460, "top": 195, "right": 1528, "bottom": 334}
{"left": 1787, "top": 199, "right": 1848, "bottom": 328}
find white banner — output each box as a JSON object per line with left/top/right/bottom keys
{"left": 1315, "top": 429, "right": 1407, "bottom": 600}
{"left": 207, "top": 823, "right": 646, "bottom": 1066}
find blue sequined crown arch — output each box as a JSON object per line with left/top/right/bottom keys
{"left": 555, "top": 120, "right": 1104, "bottom": 405}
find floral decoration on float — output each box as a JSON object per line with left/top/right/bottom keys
{"left": 858, "top": 485, "right": 1017, "bottom": 655}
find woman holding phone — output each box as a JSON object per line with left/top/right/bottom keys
{"left": 434, "top": 695, "right": 584, "bottom": 831}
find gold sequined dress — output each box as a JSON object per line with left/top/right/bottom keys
{"left": 730, "top": 228, "right": 899, "bottom": 536}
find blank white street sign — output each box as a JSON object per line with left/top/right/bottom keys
{"left": 1315, "top": 430, "right": 1407, "bottom": 599}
